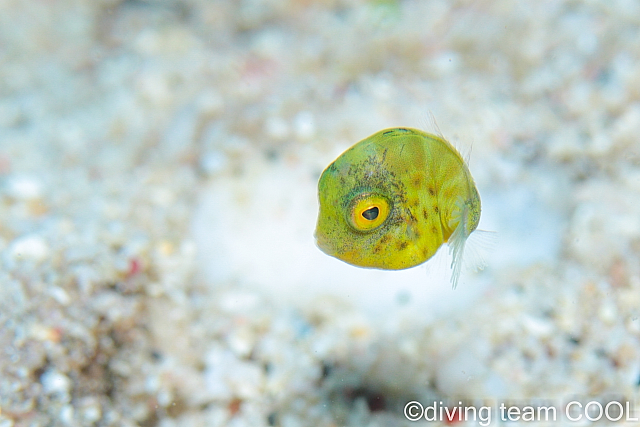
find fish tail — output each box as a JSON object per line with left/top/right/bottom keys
{"left": 448, "top": 197, "right": 469, "bottom": 289}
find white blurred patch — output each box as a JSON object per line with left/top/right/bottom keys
{"left": 191, "top": 156, "right": 490, "bottom": 324}
{"left": 479, "top": 181, "right": 566, "bottom": 269}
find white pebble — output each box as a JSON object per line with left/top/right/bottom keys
{"left": 150, "top": 188, "right": 176, "bottom": 207}
{"left": 10, "top": 235, "right": 49, "bottom": 262}
{"left": 265, "top": 116, "right": 290, "bottom": 140}
{"left": 6, "top": 175, "right": 43, "bottom": 200}
{"left": 430, "top": 51, "right": 461, "bottom": 76}
{"left": 157, "top": 389, "right": 172, "bottom": 407}
{"left": 49, "top": 286, "right": 71, "bottom": 305}
{"left": 41, "top": 369, "right": 71, "bottom": 395}
{"left": 83, "top": 403, "right": 101, "bottom": 424}
{"left": 145, "top": 374, "right": 160, "bottom": 393}
{"left": 59, "top": 405, "right": 74, "bottom": 424}
{"left": 200, "top": 151, "right": 228, "bottom": 175}
{"left": 227, "top": 326, "right": 255, "bottom": 358}
{"left": 293, "top": 111, "right": 315, "bottom": 140}
{"left": 522, "top": 315, "right": 554, "bottom": 337}
{"left": 599, "top": 302, "right": 618, "bottom": 326}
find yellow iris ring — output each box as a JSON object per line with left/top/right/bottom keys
{"left": 349, "top": 194, "right": 390, "bottom": 232}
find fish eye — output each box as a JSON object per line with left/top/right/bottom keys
{"left": 349, "top": 194, "right": 390, "bottom": 232}
{"left": 362, "top": 206, "right": 379, "bottom": 220}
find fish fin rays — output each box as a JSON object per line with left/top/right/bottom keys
{"left": 464, "top": 229, "right": 498, "bottom": 272}
{"left": 448, "top": 227, "right": 497, "bottom": 289}
{"left": 448, "top": 219, "right": 466, "bottom": 289}
{"left": 427, "top": 111, "right": 445, "bottom": 139}
{"left": 447, "top": 197, "right": 497, "bottom": 289}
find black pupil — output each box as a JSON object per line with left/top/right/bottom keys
{"left": 362, "top": 206, "right": 379, "bottom": 221}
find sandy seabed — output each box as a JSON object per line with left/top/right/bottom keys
{"left": 1, "top": 0, "right": 640, "bottom": 426}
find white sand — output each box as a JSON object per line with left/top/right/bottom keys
{"left": 1, "top": 0, "right": 640, "bottom": 426}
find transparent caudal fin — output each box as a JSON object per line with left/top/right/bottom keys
{"left": 448, "top": 218, "right": 467, "bottom": 289}
{"left": 448, "top": 227, "right": 497, "bottom": 289}
{"left": 463, "top": 229, "right": 498, "bottom": 272}
{"left": 447, "top": 198, "right": 497, "bottom": 289}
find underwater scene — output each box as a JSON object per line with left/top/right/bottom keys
{"left": 1, "top": 0, "right": 640, "bottom": 425}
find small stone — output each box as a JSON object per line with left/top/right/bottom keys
{"left": 6, "top": 175, "right": 43, "bottom": 200}
{"left": 30, "top": 324, "right": 61, "bottom": 342}
{"left": 293, "top": 111, "right": 315, "bottom": 140}
{"left": 41, "top": 369, "right": 71, "bottom": 395}
{"left": 200, "top": 151, "right": 228, "bottom": 175}
{"left": 60, "top": 405, "right": 74, "bottom": 424}
{"left": 522, "top": 315, "right": 554, "bottom": 337}
{"left": 10, "top": 235, "right": 49, "bottom": 262}
{"left": 150, "top": 188, "right": 175, "bottom": 207}
{"left": 49, "top": 286, "right": 71, "bottom": 305}
{"left": 265, "top": 116, "right": 290, "bottom": 140}
{"left": 157, "top": 389, "right": 172, "bottom": 407}
{"left": 599, "top": 303, "right": 618, "bottom": 326}
{"left": 430, "top": 51, "right": 461, "bottom": 76}
{"left": 227, "top": 326, "right": 255, "bottom": 358}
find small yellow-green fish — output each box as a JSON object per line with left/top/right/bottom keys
{"left": 315, "top": 127, "right": 481, "bottom": 288}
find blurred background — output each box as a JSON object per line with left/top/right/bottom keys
{"left": 1, "top": 0, "right": 640, "bottom": 425}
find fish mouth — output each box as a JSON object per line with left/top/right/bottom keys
{"left": 314, "top": 230, "right": 334, "bottom": 255}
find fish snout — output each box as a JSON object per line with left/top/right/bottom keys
{"left": 314, "top": 230, "right": 333, "bottom": 255}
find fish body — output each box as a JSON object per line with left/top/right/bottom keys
{"left": 314, "top": 127, "right": 481, "bottom": 287}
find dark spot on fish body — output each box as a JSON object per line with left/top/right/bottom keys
{"left": 380, "top": 234, "right": 391, "bottom": 244}
{"left": 422, "top": 208, "right": 429, "bottom": 220}
{"left": 431, "top": 226, "right": 438, "bottom": 234}
{"left": 428, "top": 187, "right": 435, "bottom": 196}
{"left": 373, "top": 244, "right": 383, "bottom": 254}
{"left": 411, "top": 198, "right": 419, "bottom": 207}
{"left": 397, "top": 240, "right": 409, "bottom": 250}
{"left": 412, "top": 175, "right": 422, "bottom": 188}
{"left": 434, "top": 206, "right": 439, "bottom": 214}
{"left": 440, "top": 188, "right": 455, "bottom": 200}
